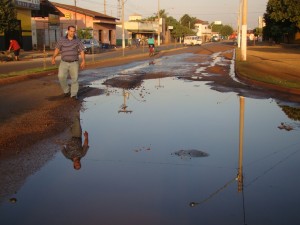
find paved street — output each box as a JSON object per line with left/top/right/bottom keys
{"left": 1, "top": 41, "right": 300, "bottom": 225}
{"left": 0, "top": 43, "right": 184, "bottom": 75}
{"left": 1, "top": 41, "right": 300, "bottom": 95}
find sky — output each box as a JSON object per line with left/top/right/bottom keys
{"left": 51, "top": 0, "right": 269, "bottom": 29}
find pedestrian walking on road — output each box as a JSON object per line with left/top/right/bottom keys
{"left": 51, "top": 25, "right": 86, "bottom": 99}
{"left": 8, "top": 39, "right": 21, "bottom": 61}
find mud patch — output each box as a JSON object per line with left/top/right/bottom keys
{"left": 205, "top": 65, "right": 229, "bottom": 74}
{"left": 103, "top": 73, "right": 170, "bottom": 89}
{"left": 221, "top": 51, "right": 234, "bottom": 60}
{"left": 172, "top": 149, "right": 209, "bottom": 159}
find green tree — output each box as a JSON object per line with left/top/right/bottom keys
{"left": 165, "top": 16, "right": 181, "bottom": 39}
{"left": 267, "top": 0, "right": 300, "bottom": 28}
{"left": 158, "top": 9, "right": 168, "bottom": 19}
{"left": 0, "top": 0, "right": 19, "bottom": 33}
{"left": 180, "top": 14, "right": 197, "bottom": 29}
{"left": 144, "top": 9, "right": 168, "bottom": 21}
{"left": 77, "top": 28, "right": 93, "bottom": 39}
{"left": 264, "top": 0, "right": 300, "bottom": 43}
{"left": 210, "top": 23, "right": 222, "bottom": 33}
{"left": 253, "top": 27, "right": 263, "bottom": 37}
{"left": 170, "top": 26, "right": 194, "bottom": 40}
{"left": 280, "top": 105, "right": 300, "bottom": 121}
{"left": 263, "top": 12, "right": 282, "bottom": 43}
{"left": 145, "top": 10, "right": 196, "bottom": 40}
{"left": 167, "top": 17, "right": 191, "bottom": 40}
{"left": 220, "top": 25, "right": 234, "bottom": 37}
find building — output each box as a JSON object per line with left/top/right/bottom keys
{"left": 31, "top": 1, "right": 118, "bottom": 50}
{"left": 0, "top": 0, "right": 40, "bottom": 51}
{"left": 1, "top": 0, "right": 118, "bottom": 51}
{"left": 194, "top": 19, "right": 211, "bottom": 42}
{"left": 31, "top": 0, "right": 63, "bottom": 50}
{"left": 117, "top": 13, "right": 165, "bottom": 46}
{"left": 258, "top": 16, "right": 265, "bottom": 29}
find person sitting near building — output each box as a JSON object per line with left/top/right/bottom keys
{"left": 8, "top": 39, "right": 21, "bottom": 61}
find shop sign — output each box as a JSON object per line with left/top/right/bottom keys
{"left": 14, "top": 0, "right": 40, "bottom": 10}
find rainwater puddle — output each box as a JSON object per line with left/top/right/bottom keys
{"left": 1, "top": 54, "right": 300, "bottom": 225}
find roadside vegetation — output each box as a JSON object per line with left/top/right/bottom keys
{"left": 0, "top": 66, "right": 57, "bottom": 79}
{"left": 144, "top": 10, "right": 234, "bottom": 41}
{"left": 235, "top": 46, "right": 300, "bottom": 90}
{"left": 0, "top": 0, "right": 19, "bottom": 33}
{"left": 236, "top": 60, "right": 300, "bottom": 90}
{"left": 263, "top": 0, "right": 300, "bottom": 44}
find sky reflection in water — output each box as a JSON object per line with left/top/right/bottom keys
{"left": 1, "top": 65, "right": 300, "bottom": 225}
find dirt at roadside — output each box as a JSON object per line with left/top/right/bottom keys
{"left": 0, "top": 75, "right": 81, "bottom": 157}
{"left": 0, "top": 51, "right": 162, "bottom": 158}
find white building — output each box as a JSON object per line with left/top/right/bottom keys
{"left": 194, "top": 19, "right": 211, "bottom": 42}
{"left": 116, "top": 13, "right": 164, "bottom": 46}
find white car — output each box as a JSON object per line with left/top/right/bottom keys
{"left": 183, "top": 36, "right": 202, "bottom": 46}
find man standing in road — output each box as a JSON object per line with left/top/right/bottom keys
{"left": 51, "top": 25, "right": 85, "bottom": 99}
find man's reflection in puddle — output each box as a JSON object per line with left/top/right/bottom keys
{"left": 62, "top": 111, "right": 89, "bottom": 170}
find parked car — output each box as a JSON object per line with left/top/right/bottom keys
{"left": 81, "top": 39, "right": 102, "bottom": 54}
{"left": 211, "top": 36, "right": 220, "bottom": 42}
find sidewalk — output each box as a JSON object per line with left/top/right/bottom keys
{"left": 0, "top": 43, "right": 184, "bottom": 75}
{"left": 0, "top": 47, "right": 121, "bottom": 62}
{"left": 21, "top": 50, "right": 52, "bottom": 59}
{"left": 3, "top": 43, "right": 183, "bottom": 61}
{"left": 0, "top": 49, "right": 52, "bottom": 62}
{"left": 20, "top": 48, "right": 119, "bottom": 60}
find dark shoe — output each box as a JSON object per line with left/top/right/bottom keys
{"left": 64, "top": 92, "right": 70, "bottom": 97}
{"left": 71, "top": 95, "right": 78, "bottom": 100}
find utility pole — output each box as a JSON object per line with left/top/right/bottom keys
{"left": 157, "top": 0, "right": 160, "bottom": 46}
{"left": 122, "top": 0, "right": 125, "bottom": 55}
{"left": 117, "top": 0, "right": 121, "bottom": 18}
{"left": 241, "top": 0, "right": 247, "bottom": 61}
{"left": 118, "top": 90, "right": 132, "bottom": 113}
{"left": 74, "top": 0, "right": 77, "bottom": 29}
{"left": 104, "top": 0, "right": 106, "bottom": 14}
{"left": 238, "top": 96, "right": 245, "bottom": 192}
{"left": 237, "top": 0, "right": 242, "bottom": 48}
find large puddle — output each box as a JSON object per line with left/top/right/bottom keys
{"left": 1, "top": 52, "right": 300, "bottom": 225}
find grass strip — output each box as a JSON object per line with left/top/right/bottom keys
{"left": 235, "top": 49, "right": 300, "bottom": 90}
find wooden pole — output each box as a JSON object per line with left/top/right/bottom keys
{"left": 241, "top": 0, "right": 247, "bottom": 61}
{"left": 157, "top": 0, "right": 161, "bottom": 46}
{"left": 122, "top": 0, "right": 125, "bottom": 56}
{"left": 238, "top": 96, "right": 245, "bottom": 192}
